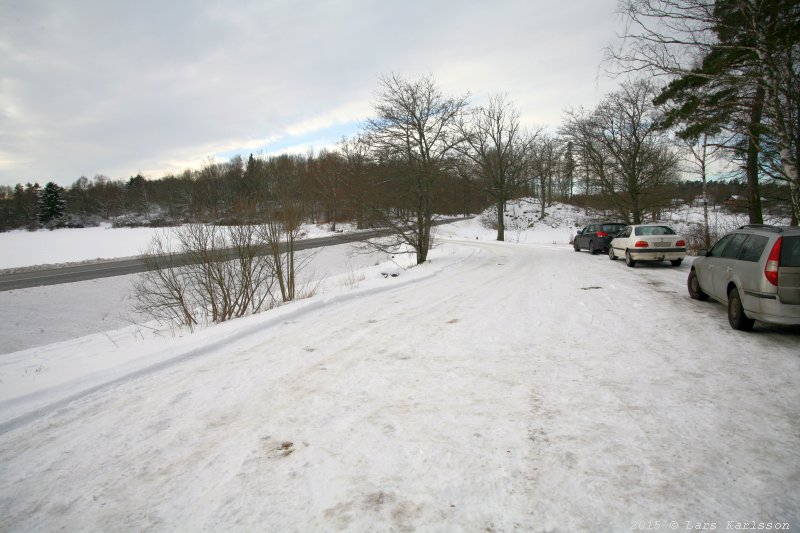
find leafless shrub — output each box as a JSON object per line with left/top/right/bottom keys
{"left": 258, "top": 210, "right": 302, "bottom": 303}
{"left": 133, "top": 224, "right": 277, "bottom": 329}
{"left": 682, "top": 223, "right": 711, "bottom": 255}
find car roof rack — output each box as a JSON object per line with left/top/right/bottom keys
{"left": 738, "top": 224, "right": 783, "bottom": 233}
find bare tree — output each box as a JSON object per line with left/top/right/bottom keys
{"left": 456, "top": 95, "right": 538, "bottom": 241}
{"left": 364, "top": 74, "right": 469, "bottom": 264}
{"left": 310, "top": 149, "right": 347, "bottom": 231}
{"left": 559, "top": 141, "right": 576, "bottom": 201}
{"left": 259, "top": 207, "right": 304, "bottom": 303}
{"left": 560, "top": 79, "right": 681, "bottom": 223}
{"left": 684, "top": 133, "right": 729, "bottom": 248}
{"left": 257, "top": 154, "right": 307, "bottom": 302}
{"left": 529, "top": 134, "right": 561, "bottom": 219}
{"left": 338, "top": 135, "right": 374, "bottom": 229}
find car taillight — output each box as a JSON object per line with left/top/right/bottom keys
{"left": 597, "top": 231, "right": 608, "bottom": 237}
{"left": 764, "top": 237, "right": 782, "bottom": 286}
{"left": 676, "top": 240, "right": 686, "bottom": 247}
{"left": 634, "top": 241, "right": 649, "bottom": 248}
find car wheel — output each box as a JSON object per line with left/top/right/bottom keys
{"left": 589, "top": 241, "right": 599, "bottom": 255}
{"left": 573, "top": 239, "right": 580, "bottom": 252}
{"left": 687, "top": 269, "right": 709, "bottom": 301}
{"left": 728, "top": 287, "right": 755, "bottom": 331}
{"left": 671, "top": 258, "right": 683, "bottom": 267}
{"left": 625, "top": 250, "right": 636, "bottom": 268}
{"left": 609, "top": 247, "right": 617, "bottom": 261}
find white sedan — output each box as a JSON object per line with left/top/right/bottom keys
{"left": 609, "top": 224, "right": 687, "bottom": 267}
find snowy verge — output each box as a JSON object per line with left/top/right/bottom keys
{"left": 0, "top": 240, "right": 486, "bottom": 431}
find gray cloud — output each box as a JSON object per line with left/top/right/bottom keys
{"left": 0, "top": 0, "right": 622, "bottom": 187}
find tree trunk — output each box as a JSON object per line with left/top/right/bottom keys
{"left": 790, "top": 183, "right": 800, "bottom": 226}
{"left": 496, "top": 199, "right": 505, "bottom": 241}
{"left": 701, "top": 141, "right": 711, "bottom": 249}
{"left": 746, "top": 84, "right": 765, "bottom": 224}
{"left": 416, "top": 210, "right": 431, "bottom": 264}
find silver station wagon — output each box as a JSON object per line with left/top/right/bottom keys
{"left": 688, "top": 224, "right": 800, "bottom": 330}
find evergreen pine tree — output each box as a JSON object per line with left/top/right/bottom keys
{"left": 38, "top": 181, "right": 66, "bottom": 226}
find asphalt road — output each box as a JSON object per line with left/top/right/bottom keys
{"left": 0, "top": 231, "right": 386, "bottom": 292}
{"left": 0, "top": 220, "right": 466, "bottom": 291}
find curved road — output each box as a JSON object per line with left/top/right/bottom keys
{"left": 0, "top": 233, "right": 374, "bottom": 291}
{"left": 0, "top": 225, "right": 437, "bottom": 291}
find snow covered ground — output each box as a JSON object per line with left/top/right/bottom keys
{"left": 1, "top": 202, "right": 799, "bottom": 531}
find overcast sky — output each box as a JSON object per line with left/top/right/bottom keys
{"left": 0, "top": 0, "right": 624, "bottom": 188}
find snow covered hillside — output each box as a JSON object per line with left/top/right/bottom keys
{"left": 0, "top": 202, "right": 798, "bottom": 531}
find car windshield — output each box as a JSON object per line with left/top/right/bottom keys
{"left": 635, "top": 226, "right": 676, "bottom": 236}
{"left": 602, "top": 224, "right": 626, "bottom": 234}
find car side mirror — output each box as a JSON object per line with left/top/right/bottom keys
{"left": 697, "top": 249, "right": 708, "bottom": 257}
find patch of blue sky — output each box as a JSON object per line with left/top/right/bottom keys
{"left": 214, "top": 121, "right": 362, "bottom": 162}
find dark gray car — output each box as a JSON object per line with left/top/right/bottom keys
{"left": 688, "top": 224, "right": 800, "bottom": 330}
{"left": 573, "top": 222, "right": 627, "bottom": 255}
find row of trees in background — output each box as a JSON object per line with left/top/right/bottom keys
{"left": 560, "top": 79, "right": 681, "bottom": 225}
{"left": 0, "top": 148, "right": 491, "bottom": 230}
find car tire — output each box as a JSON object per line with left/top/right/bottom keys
{"left": 671, "top": 258, "right": 682, "bottom": 267}
{"left": 590, "top": 241, "right": 599, "bottom": 255}
{"left": 573, "top": 239, "right": 580, "bottom": 252}
{"left": 625, "top": 250, "right": 636, "bottom": 268}
{"left": 687, "top": 269, "right": 709, "bottom": 301}
{"left": 728, "top": 287, "right": 755, "bottom": 331}
{"left": 609, "top": 247, "right": 617, "bottom": 261}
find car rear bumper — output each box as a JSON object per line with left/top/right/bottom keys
{"left": 596, "top": 237, "right": 613, "bottom": 250}
{"left": 745, "top": 310, "right": 800, "bottom": 325}
{"left": 743, "top": 291, "right": 800, "bottom": 325}
{"left": 628, "top": 248, "right": 687, "bottom": 261}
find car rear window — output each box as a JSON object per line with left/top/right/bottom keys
{"left": 737, "top": 234, "right": 769, "bottom": 262}
{"left": 602, "top": 224, "right": 625, "bottom": 234}
{"left": 634, "top": 226, "right": 676, "bottom": 236}
{"left": 781, "top": 236, "right": 800, "bottom": 267}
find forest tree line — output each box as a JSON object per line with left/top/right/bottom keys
{"left": 0, "top": 142, "right": 785, "bottom": 230}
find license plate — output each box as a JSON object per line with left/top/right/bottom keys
{"left": 654, "top": 241, "right": 670, "bottom": 247}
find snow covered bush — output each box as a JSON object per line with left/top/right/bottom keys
{"left": 112, "top": 204, "right": 181, "bottom": 228}
{"left": 479, "top": 206, "right": 499, "bottom": 230}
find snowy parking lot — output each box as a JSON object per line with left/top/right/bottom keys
{"left": 1, "top": 217, "right": 798, "bottom": 531}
